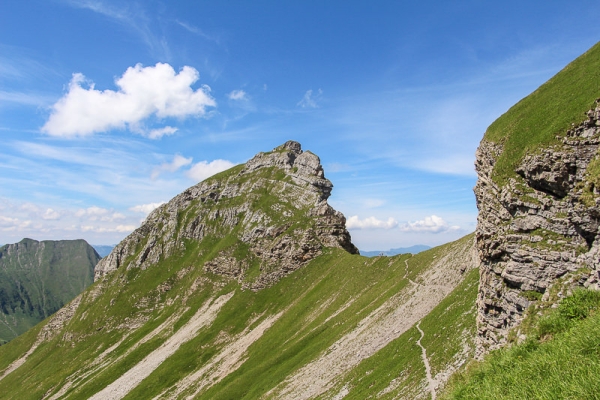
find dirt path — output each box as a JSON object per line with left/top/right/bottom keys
{"left": 416, "top": 321, "right": 436, "bottom": 400}
{"left": 88, "top": 292, "right": 234, "bottom": 400}
{"left": 264, "top": 240, "right": 475, "bottom": 399}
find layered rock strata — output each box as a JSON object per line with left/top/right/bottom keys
{"left": 474, "top": 101, "right": 600, "bottom": 354}
{"left": 95, "top": 141, "right": 358, "bottom": 290}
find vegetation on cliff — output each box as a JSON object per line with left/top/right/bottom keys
{"left": 443, "top": 289, "right": 600, "bottom": 399}
{"left": 0, "top": 238, "right": 100, "bottom": 344}
{"left": 485, "top": 41, "right": 600, "bottom": 186}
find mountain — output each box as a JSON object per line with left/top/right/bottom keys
{"left": 91, "top": 245, "right": 116, "bottom": 258}
{"left": 0, "top": 141, "right": 477, "bottom": 399}
{"left": 360, "top": 245, "right": 431, "bottom": 257}
{"left": 0, "top": 238, "right": 100, "bottom": 345}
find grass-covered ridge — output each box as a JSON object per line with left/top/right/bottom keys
{"left": 485, "top": 41, "right": 600, "bottom": 186}
{"left": 0, "top": 231, "right": 477, "bottom": 399}
{"left": 442, "top": 289, "right": 600, "bottom": 399}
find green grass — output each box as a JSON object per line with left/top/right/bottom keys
{"left": 319, "top": 265, "right": 479, "bottom": 399}
{"left": 442, "top": 289, "right": 600, "bottom": 400}
{"left": 0, "top": 234, "right": 477, "bottom": 399}
{"left": 485, "top": 41, "right": 600, "bottom": 186}
{"left": 0, "top": 239, "right": 99, "bottom": 343}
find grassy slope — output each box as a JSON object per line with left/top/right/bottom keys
{"left": 442, "top": 290, "right": 600, "bottom": 400}
{"left": 0, "top": 239, "right": 99, "bottom": 344}
{"left": 484, "top": 41, "right": 600, "bottom": 186}
{"left": 0, "top": 231, "right": 476, "bottom": 399}
{"left": 318, "top": 266, "right": 479, "bottom": 399}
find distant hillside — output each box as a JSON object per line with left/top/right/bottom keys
{"left": 91, "top": 245, "right": 115, "bottom": 258}
{"left": 0, "top": 238, "right": 100, "bottom": 344}
{"left": 361, "top": 244, "right": 431, "bottom": 257}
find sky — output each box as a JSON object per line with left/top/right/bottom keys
{"left": 1, "top": 1, "right": 600, "bottom": 251}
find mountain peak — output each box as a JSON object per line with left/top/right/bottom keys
{"left": 95, "top": 141, "right": 358, "bottom": 289}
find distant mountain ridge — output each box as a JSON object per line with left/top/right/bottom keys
{"left": 91, "top": 244, "right": 115, "bottom": 258}
{"left": 0, "top": 238, "right": 100, "bottom": 344}
{"left": 360, "top": 244, "right": 431, "bottom": 257}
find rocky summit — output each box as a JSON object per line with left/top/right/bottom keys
{"left": 95, "top": 140, "right": 358, "bottom": 290}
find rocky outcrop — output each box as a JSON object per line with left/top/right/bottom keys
{"left": 474, "top": 101, "right": 600, "bottom": 354}
{"left": 95, "top": 141, "right": 358, "bottom": 290}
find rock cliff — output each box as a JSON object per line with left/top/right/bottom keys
{"left": 474, "top": 100, "right": 600, "bottom": 354}
{"left": 95, "top": 140, "right": 358, "bottom": 290}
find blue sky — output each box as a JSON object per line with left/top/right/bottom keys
{"left": 1, "top": 1, "right": 600, "bottom": 250}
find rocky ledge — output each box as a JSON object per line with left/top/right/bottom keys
{"left": 474, "top": 101, "right": 600, "bottom": 354}
{"left": 95, "top": 141, "right": 358, "bottom": 290}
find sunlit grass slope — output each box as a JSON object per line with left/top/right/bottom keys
{"left": 442, "top": 289, "right": 600, "bottom": 400}
{"left": 0, "top": 231, "right": 476, "bottom": 399}
{"left": 485, "top": 41, "right": 600, "bottom": 186}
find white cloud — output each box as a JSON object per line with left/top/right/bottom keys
{"left": 297, "top": 89, "right": 322, "bottom": 108}
{"left": 364, "top": 199, "right": 385, "bottom": 209}
{"left": 0, "top": 216, "right": 31, "bottom": 230}
{"left": 399, "top": 215, "right": 460, "bottom": 233}
{"left": 151, "top": 154, "right": 193, "bottom": 179}
{"left": 75, "top": 206, "right": 124, "bottom": 222}
{"left": 75, "top": 206, "right": 109, "bottom": 218}
{"left": 42, "top": 63, "right": 216, "bottom": 137}
{"left": 146, "top": 126, "right": 178, "bottom": 140}
{"left": 346, "top": 215, "right": 399, "bottom": 230}
{"left": 81, "top": 224, "right": 136, "bottom": 233}
{"left": 228, "top": 89, "right": 247, "bottom": 100}
{"left": 129, "top": 202, "right": 165, "bottom": 215}
{"left": 42, "top": 208, "right": 60, "bottom": 220}
{"left": 186, "top": 159, "right": 235, "bottom": 182}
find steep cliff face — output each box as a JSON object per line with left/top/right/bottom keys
{"left": 95, "top": 140, "right": 357, "bottom": 290}
{"left": 0, "top": 238, "right": 100, "bottom": 343}
{"left": 475, "top": 100, "right": 600, "bottom": 353}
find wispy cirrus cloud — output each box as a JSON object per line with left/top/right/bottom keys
{"left": 151, "top": 154, "right": 193, "bottom": 179}
{"left": 42, "top": 63, "right": 216, "bottom": 137}
{"left": 297, "top": 89, "right": 323, "bottom": 108}
{"left": 62, "top": 0, "right": 171, "bottom": 59}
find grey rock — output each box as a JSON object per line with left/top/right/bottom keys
{"left": 95, "top": 141, "right": 358, "bottom": 291}
{"left": 474, "top": 102, "right": 600, "bottom": 356}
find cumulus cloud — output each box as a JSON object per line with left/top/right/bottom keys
{"left": 0, "top": 216, "right": 31, "bottom": 230}
{"left": 81, "top": 224, "right": 137, "bottom": 233}
{"left": 146, "top": 126, "right": 178, "bottom": 140}
{"left": 297, "top": 89, "right": 322, "bottom": 108}
{"left": 399, "top": 215, "right": 460, "bottom": 233}
{"left": 42, "top": 208, "right": 60, "bottom": 220}
{"left": 346, "top": 215, "right": 399, "bottom": 230}
{"left": 151, "top": 154, "right": 193, "bottom": 179}
{"left": 42, "top": 63, "right": 216, "bottom": 137}
{"left": 228, "top": 89, "right": 247, "bottom": 100}
{"left": 186, "top": 159, "right": 235, "bottom": 182}
{"left": 129, "top": 202, "right": 165, "bottom": 216}
{"left": 75, "top": 206, "right": 125, "bottom": 222}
